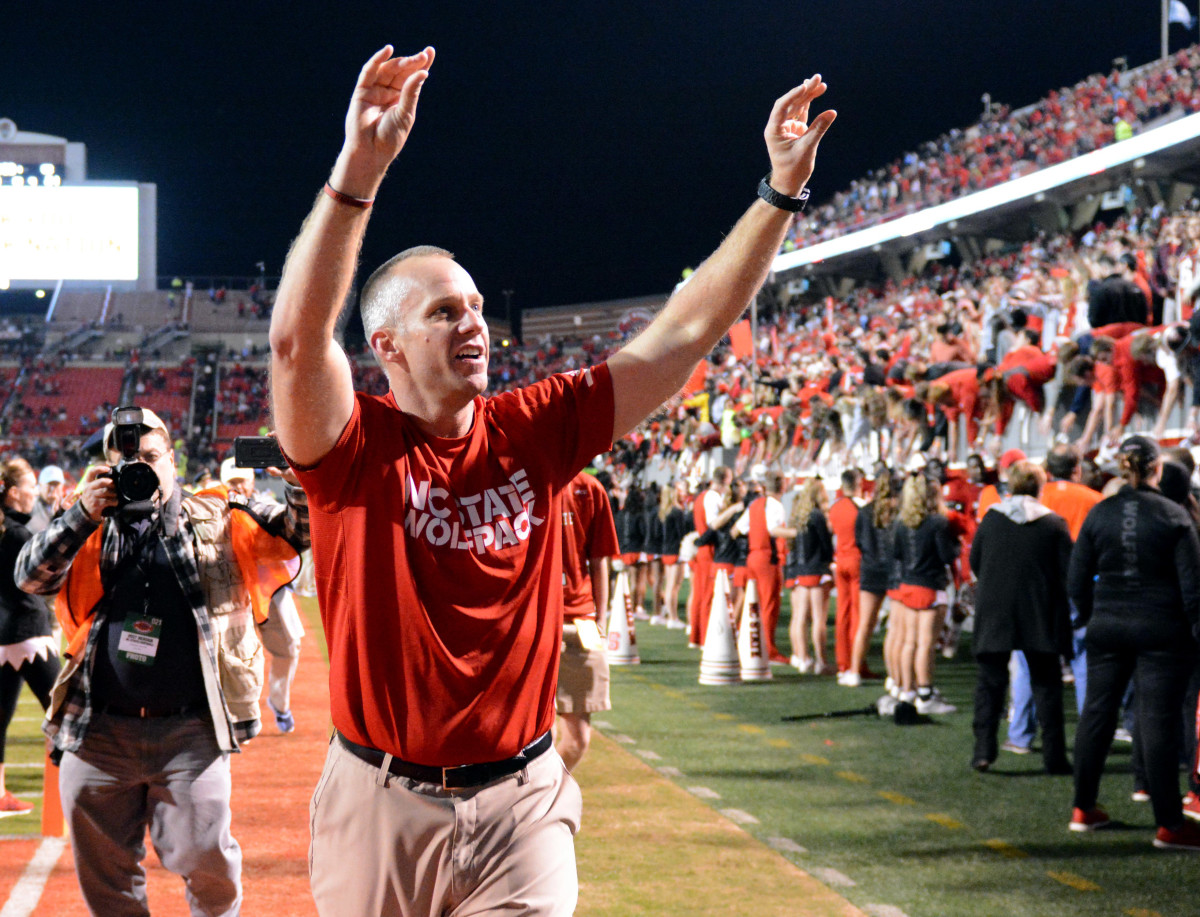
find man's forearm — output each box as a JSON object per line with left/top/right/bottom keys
{"left": 270, "top": 172, "right": 374, "bottom": 360}
{"left": 590, "top": 557, "right": 611, "bottom": 631}
{"left": 609, "top": 199, "right": 794, "bottom": 438}
{"left": 663, "top": 199, "right": 792, "bottom": 361}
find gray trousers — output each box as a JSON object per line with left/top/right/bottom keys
{"left": 60, "top": 712, "right": 242, "bottom": 917}
{"left": 258, "top": 588, "right": 304, "bottom": 713}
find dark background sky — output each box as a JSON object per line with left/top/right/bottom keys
{"left": 2, "top": 2, "right": 1194, "bottom": 312}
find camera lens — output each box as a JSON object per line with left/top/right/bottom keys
{"left": 117, "top": 462, "right": 160, "bottom": 503}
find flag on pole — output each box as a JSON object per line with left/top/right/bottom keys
{"left": 728, "top": 320, "right": 753, "bottom": 359}
{"left": 1170, "top": 0, "right": 1196, "bottom": 29}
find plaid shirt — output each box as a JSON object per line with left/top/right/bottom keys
{"left": 15, "top": 482, "right": 309, "bottom": 755}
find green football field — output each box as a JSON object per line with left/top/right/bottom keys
{"left": 592, "top": 606, "right": 1195, "bottom": 917}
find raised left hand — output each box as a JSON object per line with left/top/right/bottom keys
{"left": 764, "top": 75, "right": 837, "bottom": 197}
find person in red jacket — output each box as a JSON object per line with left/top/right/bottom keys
{"left": 689, "top": 466, "right": 732, "bottom": 648}
{"left": 827, "top": 468, "right": 864, "bottom": 682}
{"left": 926, "top": 367, "right": 986, "bottom": 457}
{"left": 556, "top": 471, "right": 619, "bottom": 771}
{"left": 1083, "top": 331, "right": 1165, "bottom": 444}
{"left": 732, "top": 471, "right": 794, "bottom": 664}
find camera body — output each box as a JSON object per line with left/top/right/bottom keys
{"left": 105, "top": 406, "right": 161, "bottom": 513}
{"left": 233, "top": 436, "right": 287, "bottom": 469}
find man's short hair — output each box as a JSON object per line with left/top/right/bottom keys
{"left": 1045, "top": 443, "right": 1080, "bottom": 481}
{"left": 359, "top": 245, "right": 456, "bottom": 339}
{"left": 841, "top": 468, "right": 863, "bottom": 492}
{"left": 1165, "top": 444, "right": 1197, "bottom": 475}
{"left": 1007, "top": 461, "right": 1046, "bottom": 497}
{"left": 712, "top": 466, "right": 733, "bottom": 486}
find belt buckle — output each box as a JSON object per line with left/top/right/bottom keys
{"left": 441, "top": 764, "right": 474, "bottom": 791}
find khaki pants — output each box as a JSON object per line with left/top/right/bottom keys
{"left": 310, "top": 736, "right": 581, "bottom": 917}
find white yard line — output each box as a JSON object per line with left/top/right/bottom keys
{"left": 0, "top": 837, "right": 67, "bottom": 917}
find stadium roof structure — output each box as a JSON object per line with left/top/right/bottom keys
{"left": 773, "top": 110, "right": 1200, "bottom": 286}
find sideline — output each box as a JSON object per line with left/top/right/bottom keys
{"left": 0, "top": 838, "right": 66, "bottom": 917}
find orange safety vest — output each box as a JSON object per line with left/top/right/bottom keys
{"left": 56, "top": 495, "right": 298, "bottom": 658}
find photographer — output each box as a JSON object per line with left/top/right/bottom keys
{"left": 14, "top": 407, "right": 309, "bottom": 916}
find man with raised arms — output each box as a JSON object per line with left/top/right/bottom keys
{"left": 269, "top": 44, "right": 834, "bottom": 917}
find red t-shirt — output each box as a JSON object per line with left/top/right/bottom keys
{"left": 561, "top": 472, "right": 619, "bottom": 622}
{"left": 295, "top": 364, "right": 614, "bottom": 766}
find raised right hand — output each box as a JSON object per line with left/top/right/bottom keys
{"left": 78, "top": 465, "right": 118, "bottom": 522}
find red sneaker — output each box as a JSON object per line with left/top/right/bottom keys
{"left": 0, "top": 792, "right": 34, "bottom": 817}
{"left": 1154, "top": 821, "right": 1200, "bottom": 850}
{"left": 1182, "top": 792, "right": 1200, "bottom": 823}
{"left": 1069, "top": 807, "right": 1111, "bottom": 832}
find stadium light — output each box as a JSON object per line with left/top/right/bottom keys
{"left": 0, "top": 278, "right": 9, "bottom": 290}
{"left": 38, "top": 163, "right": 55, "bottom": 176}
{"left": 34, "top": 289, "right": 45, "bottom": 298}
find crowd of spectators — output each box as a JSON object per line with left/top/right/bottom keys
{"left": 784, "top": 46, "right": 1200, "bottom": 252}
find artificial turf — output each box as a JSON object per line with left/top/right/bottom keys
{"left": 599, "top": 603, "right": 1196, "bottom": 917}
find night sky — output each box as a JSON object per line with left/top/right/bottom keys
{"left": 2, "top": 3, "right": 1194, "bottom": 312}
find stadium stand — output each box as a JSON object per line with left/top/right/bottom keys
{"left": 785, "top": 46, "right": 1200, "bottom": 252}
{"left": 6, "top": 365, "right": 124, "bottom": 438}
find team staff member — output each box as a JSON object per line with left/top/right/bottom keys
{"left": 828, "top": 468, "right": 863, "bottom": 682}
{"left": 16, "top": 408, "right": 308, "bottom": 915}
{"left": 732, "top": 471, "right": 794, "bottom": 665}
{"left": 690, "top": 467, "right": 733, "bottom": 647}
{"left": 1067, "top": 436, "right": 1200, "bottom": 850}
{"left": 268, "top": 45, "right": 834, "bottom": 916}
{"left": 556, "top": 471, "right": 619, "bottom": 771}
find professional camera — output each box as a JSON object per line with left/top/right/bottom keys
{"left": 106, "top": 406, "right": 162, "bottom": 514}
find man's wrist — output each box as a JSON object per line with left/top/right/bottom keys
{"left": 328, "top": 148, "right": 386, "bottom": 202}
{"left": 71, "top": 500, "right": 101, "bottom": 527}
{"left": 757, "top": 174, "right": 809, "bottom": 212}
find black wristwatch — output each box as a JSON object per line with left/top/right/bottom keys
{"left": 757, "top": 174, "right": 810, "bottom": 212}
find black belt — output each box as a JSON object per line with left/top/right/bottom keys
{"left": 336, "top": 730, "right": 553, "bottom": 790}
{"left": 100, "top": 702, "right": 207, "bottom": 719}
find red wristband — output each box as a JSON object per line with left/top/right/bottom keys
{"left": 323, "top": 182, "right": 374, "bottom": 210}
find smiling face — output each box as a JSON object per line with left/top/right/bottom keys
{"left": 370, "top": 255, "right": 490, "bottom": 434}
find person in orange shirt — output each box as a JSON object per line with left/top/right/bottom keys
{"left": 1040, "top": 444, "right": 1104, "bottom": 541}
{"left": 827, "top": 468, "right": 865, "bottom": 682}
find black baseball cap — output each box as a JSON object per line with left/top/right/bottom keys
{"left": 1117, "top": 434, "right": 1160, "bottom": 465}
